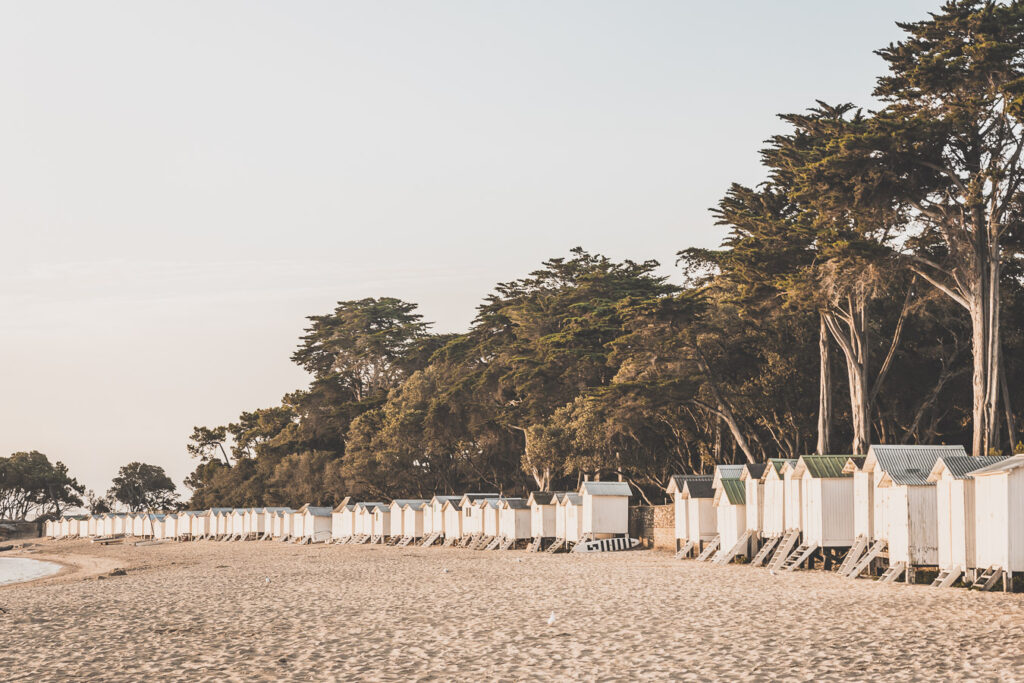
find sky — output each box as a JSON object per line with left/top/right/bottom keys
{"left": 0, "top": 1, "right": 938, "bottom": 497}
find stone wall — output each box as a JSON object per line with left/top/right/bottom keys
{"left": 629, "top": 505, "right": 674, "bottom": 551}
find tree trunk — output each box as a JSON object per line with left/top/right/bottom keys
{"left": 823, "top": 295, "right": 870, "bottom": 455}
{"left": 969, "top": 251, "right": 1001, "bottom": 456}
{"left": 817, "top": 314, "right": 832, "bottom": 455}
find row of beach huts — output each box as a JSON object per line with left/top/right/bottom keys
{"left": 45, "top": 482, "right": 634, "bottom": 553}
{"left": 46, "top": 446, "right": 1024, "bottom": 591}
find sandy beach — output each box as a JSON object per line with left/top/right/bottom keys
{"left": 1, "top": 541, "right": 1022, "bottom": 681}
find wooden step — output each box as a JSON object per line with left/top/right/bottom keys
{"left": 695, "top": 536, "right": 721, "bottom": 562}
{"left": 931, "top": 566, "right": 962, "bottom": 588}
{"left": 714, "top": 531, "right": 753, "bottom": 565}
{"left": 845, "top": 539, "right": 886, "bottom": 579}
{"left": 971, "top": 566, "right": 1003, "bottom": 591}
{"left": 836, "top": 536, "right": 868, "bottom": 576}
{"left": 767, "top": 530, "right": 801, "bottom": 571}
{"left": 498, "top": 536, "right": 515, "bottom": 550}
{"left": 527, "top": 537, "right": 543, "bottom": 552}
{"left": 780, "top": 543, "right": 818, "bottom": 572}
{"left": 443, "top": 535, "right": 458, "bottom": 547}
{"left": 878, "top": 561, "right": 906, "bottom": 583}
{"left": 421, "top": 532, "right": 442, "bottom": 548}
{"left": 483, "top": 536, "right": 502, "bottom": 551}
{"left": 750, "top": 536, "right": 779, "bottom": 568}
{"left": 674, "top": 539, "right": 696, "bottom": 560}
{"left": 546, "top": 538, "right": 566, "bottom": 554}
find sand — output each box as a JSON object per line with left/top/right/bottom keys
{"left": 1, "top": 540, "right": 1022, "bottom": 681}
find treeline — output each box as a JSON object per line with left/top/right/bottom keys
{"left": 185, "top": 1, "right": 1024, "bottom": 508}
{"left": 0, "top": 451, "right": 84, "bottom": 521}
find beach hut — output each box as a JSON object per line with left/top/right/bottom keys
{"left": 761, "top": 459, "right": 796, "bottom": 540}
{"left": 353, "top": 503, "right": 384, "bottom": 541}
{"left": 773, "top": 455, "right": 863, "bottom": 572}
{"left": 56, "top": 518, "right": 68, "bottom": 538}
{"left": 741, "top": 463, "right": 769, "bottom": 539}
{"left": 782, "top": 461, "right": 804, "bottom": 534}
{"left": 927, "top": 455, "right": 1007, "bottom": 586}
{"left": 424, "top": 495, "right": 461, "bottom": 545}
{"left": 481, "top": 499, "right": 502, "bottom": 539}
{"left": 560, "top": 493, "right": 584, "bottom": 545}
{"left": 966, "top": 454, "right": 1024, "bottom": 589}
{"left": 332, "top": 499, "right": 356, "bottom": 543}
{"left": 458, "top": 494, "right": 499, "bottom": 541}
{"left": 85, "top": 514, "right": 99, "bottom": 537}
{"left": 295, "top": 505, "right": 332, "bottom": 543}
{"left": 859, "top": 444, "right": 966, "bottom": 582}
{"left": 372, "top": 505, "right": 391, "bottom": 542}
{"left": 527, "top": 491, "right": 564, "bottom": 548}
{"left": 269, "top": 509, "right": 288, "bottom": 539}
{"left": 131, "top": 514, "right": 146, "bottom": 537}
{"left": 579, "top": 482, "right": 632, "bottom": 541}
{"left": 229, "top": 509, "right": 247, "bottom": 540}
{"left": 388, "top": 500, "right": 422, "bottom": 541}
{"left": 193, "top": 511, "right": 212, "bottom": 539}
{"left": 677, "top": 476, "right": 717, "bottom": 558}
{"left": 712, "top": 470, "right": 749, "bottom": 564}
{"left": 498, "top": 498, "right": 531, "bottom": 547}
{"left": 401, "top": 501, "right": 427, "bottom": 543}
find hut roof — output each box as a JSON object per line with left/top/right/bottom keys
{"left": 794, "top": 455, "right": 862, "bottom": 479}
{"left": 561, "top": 493, "right": 582, "bottom": 506}
{"left": 527, "top": 491, "right": 568, "bottom": 505}
{"left": 739, "top": 463, "right": 769, "bottom": 482}
{"left": 579, "top": 481, "right": 632, "bottom": 497}
{"left": 459, "top": 493, "right": 500, "bottom": 504}
{"left": 390, "top": 499, "right": 425, "bottom": 509}
{"left": 356, "top": 502, "right": 387, "bottom": 512}
{"left": 430, "top": 495, "right": 462, "bottom": 505}
{"left": 867, "top": 445, "right": 967, "bottom": 486}
{"left": 440, "top": 499, "right": 462, "bottom": 511}
{"left": 927, "top": 455, "right": 1009, "bottom": 481}
{"left": 716, "top": 478, "right": 746, "bottom": 506}
{"left": 677, "top": 475, "right": 715, "bottom": 499}
{"left": 401, "top": 500, "right": 428, "bottom": 511}
{"left": 968, "top": 453, "right": 1024, "bottom": 477}
{"left": 500, "top": 498, "right": 529, "bottom": 510}
{"left": 769, "top": 458, "right": 797, "bottom": 476}
{"left": 333, "top": 503, "right": 356, "bottom": 513}
{"left": 304, "top": 506, "right": 332, "bottom": 516}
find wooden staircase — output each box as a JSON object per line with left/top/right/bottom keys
{"left": 527, "top": 537, "right": 543, "bottom": 552}
{"left": 836, "top": 536, "right": 868, "bottom": 576}
{"left": 714, "top": 531, "right": 753, "bottom": 565}
{"left": 545, "top": 538, "right": 566, "bottom": 554}
{"left": 442, "top": 535, "right": 459, "bottom": 547}
{"left": 971, "top": 565, "right": 1003, "bottom": 591}
{"left": 780, "top": 543, "right": 818, "bottom": 572}
{"left": 483, "top": 536, "right": 502, "bottom": 551}
{"left": 420, "top": 532, "right": 442, "bottom": 548}
{"left": 845, "top": 539, "right": 886, "bottom": 578}
{"left": 498, "top": 536, "right": 516, "bottom": 550}
{"left": 674, "top": 539, "right": 697, "bottom": 560}
{"left": 749, "top": 535, "right": 780, "bottom": 568}
{"left": 351, "top": 534, "right": 370, "bottom": 545}
{"left": 396, "top": 536, "right": 415, "bottom": 547}
{"left": 457, "top": 534, "right": 478, "bottom": 549}
{"left": 695, "top": 536, "right": 720, "bottom": 562}
{"left": 766, "top": 529, "right": 801, "bottom": 572}
{"left": 878, "top": 561, "right": 906, "bottom": 583}
{"left": 931, "top": 566, "right": 962, "bottom": 588}
{"left": 472, "top": 535, "right": 495, "bottom": 550}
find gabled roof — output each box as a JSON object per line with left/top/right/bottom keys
{"left": 401, "top": 500, "right": 428, "bottom": 511}
{"left": 333, "top": 502, "right": 356, "bottom": 513}
{"left": 440, "top": 498, "right": 462, "bottom": 511}
{"left": 527, "top": 491, "right": 557, "bottom": 505}
{"left": 739, "top": 463, "right": 769, "bottom": 482}
{"left": 968, "top": 453, "right": 1024, "bottom": 477}
{"left": 458, "top": 493, "right": 500, "bottom": 505}
{"left": 579, "top": 481, "right": 632, "bottom": 497}
{"left": 675, "top": 475, "right": 714, "bottom": 499}
{"left": 793, "top": 455, "right": 861, "bottom": 479}
{"left": 560, "top": 493, "right": 582, "bottom": 506}
{"left": 927, "top": 455, "right": 1009, "bottom": 481}
{"left": 713, "top": 464, "right": 746, "bottom": 490}
{"left": 500, "top": 498, "right": 529, "bottom": 510}
{"left": 390, "top": 499, "right": 426, "bottom": 509}
{"left": 430, "top": 495, "right": 462, "bottom": 506}
{"left": 768, "top": 459, "right": 797, "bottom": 478}
{"left": 866, "top": 444, "right": 967, "bottom": 486}
{"left": 304, "top": 506, "right": 332, "bottom": 516}
{"left": 355, "top": 502, "right": 386, "bottom": 512}
{"left": 714, "top": 478, "right": 746, "bottom": 506}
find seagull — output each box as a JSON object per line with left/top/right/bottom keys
{"left": 769, "top": 569, "right": 776, "bottom": 576}
{"left": 442, "top": 568, "right": 449, "bottom": 573}
{"left": 547, "top": 612, "right": 556, "bottom": 626}
{"left": 265, "top": 577, "right": 271, "bottom": 584}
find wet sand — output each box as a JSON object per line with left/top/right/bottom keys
{"left": 2, "top": 540, "right": 1022, "bottom": 681}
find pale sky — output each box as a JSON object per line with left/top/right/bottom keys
{"left": 0, "top": 1, "right": 936, "bottom": 497}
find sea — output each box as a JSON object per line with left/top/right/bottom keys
{"left": 0, "top": 557, "right": 61, "bottom": 586}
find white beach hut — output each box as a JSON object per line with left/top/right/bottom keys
{"left": 527, "top": 491, "right": 564, "bottom": 544}
{"left": 332, "top": 499, "right": 356, "bottom": 542}
{"left": 761, "top": 459, "right": 795, "bottom": 540}
{"left": 499, "top": 498, "right": 531, "bottom": 546}
{"left": 967, "top": 454, "right": 1024, "bottom": 588}
{"left": 560, "top": 493, "right": 584, "bottom": 544}
{"left": 860, "top": 444, "right": 966, "bottom": 582}
{"left": 294, "top": 505, "right": 332, "bottom": 543}
{"left": 231, "top": 509, "right": 249, "bottom": 540}
{"left": 927, "top": 455, "right": 1007, "bottom": 585}
{"left": 372, "top": 505, "right": 391, "bottom": 541}
{"left": 84, "top": 514, "right": 99, "bottom": 537}
{"left": 401, "top": 501, "right": 427, "bottom": 542}
{"left": 424, "top": 495, "right": 461, "bottom": 545}
{"left": 678, "top": 476, "right": 717, "bottom": 557}
{"left": 482, "top": 499, "right": 502, "bottom": 539}
{"left": 388, "top": 500, "right": 420, "bottom": 540}
{"left": 579, "top": 482, "right": 631, "bottom": 540}
{"left": 741, "top": 463, "right": 769, "bottom": 539}
{"left": 269, "top": 509, "right": 289, "bottom": 539}
{"left": 441, "top": 498, "right": 463, "bottom": 542}
{"left": 712, "top": 472, "right": 748, "bottom": 564}
{"left": 458, "top": 494, "right": 499, "bottom": 539}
